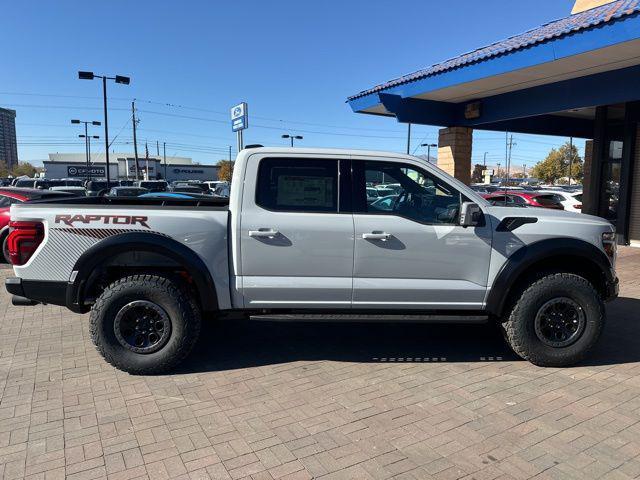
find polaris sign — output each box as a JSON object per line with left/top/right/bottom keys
{"left": 173, "top": 168, "right": 204, "bottom": 174}
{"left": 67, "top": 166, "right": 105, "bottom": 177}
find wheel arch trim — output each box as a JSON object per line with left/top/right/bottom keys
{"left": 486, "top": 237, "right": 614, "bottom": 317}
{"left": 67, "top": 232, "right": 218, "bottom": 313}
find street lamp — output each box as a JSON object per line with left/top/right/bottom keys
{"left": 78, "top": 71, "right": 130, "bottom": 187}
{"left": 420, "top": 143, "right": 437, "bottom": 162}
{"left": 282, "top": 134, "right": 303, "bottom": 147}
{"left": 72, "top": 119, "right": 101, "bottom": 181}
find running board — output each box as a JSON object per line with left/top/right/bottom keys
{"left": 249, "top": 314, "right": 489, "bottom": 323}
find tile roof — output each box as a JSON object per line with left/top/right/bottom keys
{"left": 348, "top": 0, "right": 640, "bottom": 101}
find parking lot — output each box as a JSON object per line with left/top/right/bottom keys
{"left": 0, "top": 248, "right": 639, "bottom": 480}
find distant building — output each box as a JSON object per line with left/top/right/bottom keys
{"left": 0, "top": 107, "right": 18, "bottom": 170}
{"left": 44, "top": 153, "right": 221, "bottom": 182}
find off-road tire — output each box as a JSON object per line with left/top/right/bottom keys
{"left": 501, "top": 273, "right": 604, "bottom": 367}
{"left": 90, "top": 274, "right": 201, "bottom": 374}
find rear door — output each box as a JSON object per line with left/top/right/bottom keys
{"left": 351, "top": 157, "right": 492, "bottom": 310}
{"left": 239, "top": 154, "right": 354, "bottom": 308}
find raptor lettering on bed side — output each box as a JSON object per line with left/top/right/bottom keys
{"left": 54, "top": 214, "right": 150, "bottom": 229}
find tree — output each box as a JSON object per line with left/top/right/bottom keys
{"left": 11, "top": 161, "right": 37, "bottom": 178}
{"left": 530, "top": 141, "right": 583, "bottom": 184}
{"left": 0, "top": 161, "right": 9, "bottom": 178}
{"left": 217, "top": 160, "right": 234, "bottom": 182}
{"left": 471, "top": 164, "right": 485, "bottom": 183}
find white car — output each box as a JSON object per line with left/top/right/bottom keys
{"left": 538, "top": 190, "right": 583, "bottom": 212}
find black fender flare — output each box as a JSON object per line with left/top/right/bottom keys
{"left": 66, "top": 232, "right": 218, "bottom": 313}
{"left": 486, "top": 237, "right": 615, "bottom": 317}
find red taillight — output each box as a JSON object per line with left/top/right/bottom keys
{"left": 575, "top": 204, "right": 582, "bottom": 210}
{"left": 7, "top": 221, "right": 44, "bottom": 266}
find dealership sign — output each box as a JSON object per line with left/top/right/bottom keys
{"left": 68, "top": 166, "right": 105, "bottom": 177}
{"left": 173, "top": 168, "right": 204, "bottom": 174}
{"left": 230, "top": 102, "right": 248, "bottom": 132}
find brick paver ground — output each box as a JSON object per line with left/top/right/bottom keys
{"left": 1, "top": 248, "right": 640, "bottom": 479}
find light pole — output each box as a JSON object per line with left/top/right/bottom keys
{"left": 483, "top": 152, "right": 488, "bottom": 166}
{"left": 71, "top": 119, "right": 101, "bottom": 182}
{"left": 78, "top": 71, "right": 130, "bottom": 187}
{"left": 420, "top": 143, "right": 437, "bottom": 162}
{"left": 78, "top": 134, "right": 100, "bottom": 181}
{"left": 282, "top": 134, "right": 303, "bottom": 147}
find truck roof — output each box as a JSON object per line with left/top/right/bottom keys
{"left": 237, "top": 146, "right": 422, "bottom": 160}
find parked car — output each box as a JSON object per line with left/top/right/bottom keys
{"left": 170, "top": 184, "right": 206, "bottom": 195}
{"left": 13, "top": 178, "right": 51, "bottom": 190}
{"left": 136, "top": 180, "right": 168, "bottom": 192}
{"left": 118, "top": 180, "right": 136, "bottom": 187}
{"left": 85, "top": 180, "right": 111, "bottom": 197}
{"left": 213, "top": 183, "right": 230, "bottom": 198}
{"left": 5, "top": 147, "right": 618, "bottom": 374}
{"left": 366, "top": 187, "right": 380, "bottom": 203}
{"left": 47, "top": 179, "right": 84, "bottom": 188}
{"left": 483, "top": 192, "right": 565, "bottom": 209}
{"left": 0, "top": 188, "right": 75, "bottom": 262}
{"left": 49, "top": 186, "right": 87, "bottom": 196}
{"left": 538, "top": 190, "right": 583, "bottom": 212}
{"left": 369, "top": 194, "right": 398, "bottom": 211}
{"left": 139, "top": 192, "right": 213, "bottom": 199}
{"left": 205, "top": 181, "right": 227, "bottom": 193}
{"left": 106, "top": 186, "right": 149, "bottom": 197}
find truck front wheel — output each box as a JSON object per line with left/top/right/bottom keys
{"left": 90, "top": 274, "right": 201, "bottom": 374}
{"left": 501, "top": 273, "right": 605, "bottom": 367}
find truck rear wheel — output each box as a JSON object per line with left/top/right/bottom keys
{"left": 90, "top": 274, "right": 201, "bottom": 374}
{"left": 501, "top": 273, "right": 604, "bottom": 367}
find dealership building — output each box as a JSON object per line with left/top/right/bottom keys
{"left": 44, "top": 153, "right": 220, "bottom": 182}
{"left": 349, "top": 0, "right": 640, "bottom": 245}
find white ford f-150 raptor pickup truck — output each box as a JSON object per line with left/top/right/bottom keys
{"left": 5, "top": 147, "right": 618, "bottom": 373}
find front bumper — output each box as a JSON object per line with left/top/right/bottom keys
{"left": 605, "top": 274, "right": 619, "bottom": 302}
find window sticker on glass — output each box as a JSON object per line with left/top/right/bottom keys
{"left": 276, "top": 175, "right": 334, "bottom": 208}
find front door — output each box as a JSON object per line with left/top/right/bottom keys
{"left": 239, "top": 155, "right": 354, "bottom": 308}
{"left": 351, "top": 158, "right": 492, "bottom": 310}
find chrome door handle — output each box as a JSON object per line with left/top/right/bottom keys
{"left": 248, "top": 229, "right": 279, "bottom": 238}
{"left": 362, "top": 232, "right": 391, "bottom": 240}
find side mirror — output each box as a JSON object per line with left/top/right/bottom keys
{"left": 459, "top": 202, "right": 482, "bottom": 227}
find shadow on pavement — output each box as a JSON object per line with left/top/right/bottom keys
{"left": 177, "top": 297, "right": 640, "bottom": 374}
{"left": 585, "top": 296, "right": 640, "bottom": 366}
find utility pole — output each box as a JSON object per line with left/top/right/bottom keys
{"left": 228, "top": 146, "right": 232, "bottom": 161}
{"left": 406, "top": 123, "right": 412, "bottom": 155}
{"left": 83, "top": 123, "right": 89, "bottom": 182}
{"left": 523, "top": 163, "right": 527, "bottom": 178}
{"left": 145, "top": 142, "right": 149, "bottom": 180}
{"left": 506, "top": 134, "right": 515, "bottom": 188}
{"left": 568, "top": 136, "right": 573, "bottom": 185}
{"left": 156, "top": 140, "right": 159, "bottom": 157}
{"left": 483, "top": 152, "right": 488, "bottom": 166}
{"left": 163, "top": 142, "right": 167, "bottom": 180}
{"left": 131, "top": 101, "right": 140, "bottom": 181}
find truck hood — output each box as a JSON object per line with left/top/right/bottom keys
{"left": 485, "top": 205, "right": 613, "bottom": 229}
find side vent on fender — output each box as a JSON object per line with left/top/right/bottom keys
{"left": 496, "top": 217, "right": 538, "bottom": 232}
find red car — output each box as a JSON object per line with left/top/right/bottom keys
{"left": 0, "top": 188, "right": 73, "bottom": 262}
{"left": 482, "top": 191, "right": 565, "bottom": 210}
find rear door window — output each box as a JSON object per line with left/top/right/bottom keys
{"left": 256, "top": 158, "right": 339, "bottom": 213}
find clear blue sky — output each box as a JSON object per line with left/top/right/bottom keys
{"left": 2, "top": 0, "right": 582, "bottom": 170}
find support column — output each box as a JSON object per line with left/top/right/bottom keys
{"left": 437, "top": 127, "right": 473, "bottom": 185}
{"left": 629, "top": 125, "right": 640, "bottom": 244}
{"left": 582, "top": 140, "right": 594, "bottom": 213}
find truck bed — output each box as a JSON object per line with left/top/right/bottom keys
{"left": 33, "top": 195, "right": 230, "bottom": 209}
